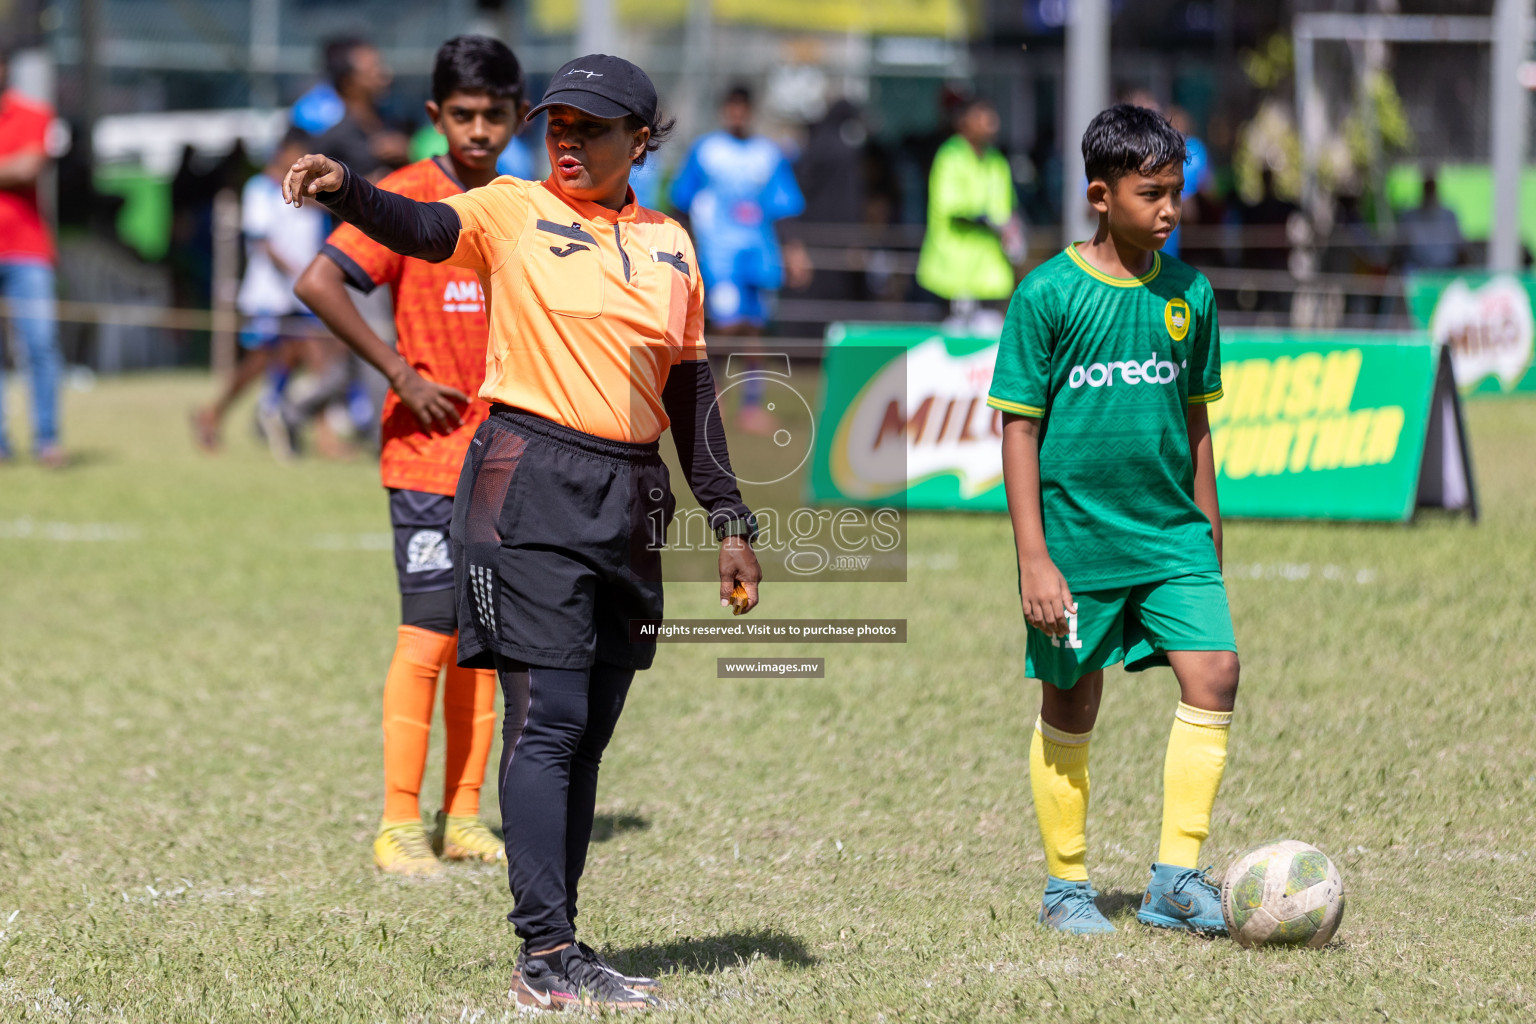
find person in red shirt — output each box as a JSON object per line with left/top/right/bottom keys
{"left": 0, "top": 49, "right": 64, "bottom": 468}
{"left": 294, "top": 36, "right": 528, "bottom": 875}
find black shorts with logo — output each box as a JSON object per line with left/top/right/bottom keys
{"left": 451, "top": 407, "right": 675, "bottom": 673}
{"left": 389, "top": 488, "right": 456, "bottom": 594}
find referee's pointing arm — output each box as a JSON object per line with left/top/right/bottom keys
{"left": 284, "top": 155, "right": 464, "bottom": 264}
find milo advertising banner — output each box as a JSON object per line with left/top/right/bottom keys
{"left": 810, "top": 325, "right": 1008, "bottom": 512}
{"left": 810, "top": 325, "right": 1476, "bottom": 522}
{"left": 1405, "top": 272, "right": 1536, "bottom": 394}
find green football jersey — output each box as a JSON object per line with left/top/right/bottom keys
{"left": 988, "top": 245, "right": 1224, "bottom": 589}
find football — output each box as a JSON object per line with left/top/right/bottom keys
{"left": 1221, "top": 840, "right": 1345, "bottom": 948}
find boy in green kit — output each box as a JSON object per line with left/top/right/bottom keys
{"left": 988, "top": 104, "right": 1240, "bottom": 935}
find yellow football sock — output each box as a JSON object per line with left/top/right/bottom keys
{"left": 1157, "top": 702, "right": 1233, "bottom": 868}
{"left": 1029, "top": 716, "right": 1092, "bottom": 882}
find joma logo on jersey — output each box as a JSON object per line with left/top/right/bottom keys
{"left": 1068, "top": 353, "right": 1185, "bottom": 389}
{"left": 441, "top": 279, "right": 484, "bottom": 313}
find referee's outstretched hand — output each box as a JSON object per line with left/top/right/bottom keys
{"left": 282, "top": 154, "right": 345, "bottom": 209}
{"left": 720, "top": 537, "right": 762, "bottom": 615}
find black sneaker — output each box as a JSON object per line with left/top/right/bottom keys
{"left": 510, "top": 945, "right": 656, "bottom": 1013}
{"left": 576, "top": 941, "right": 662, "bottom": 993}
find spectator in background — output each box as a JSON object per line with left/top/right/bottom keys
{"left": 1328, "top": 190, "right": 1390, "bottom": 319}
{"left": 0, "top": 48, "right": 65, "bottom": 468}
{"left": 797, "top": 99, "right": 865, "bottom": 227}
{"left": 625, "top": 153, "right": 663, "bottom": 210}
{"left": 313, "top": 38, "right": 410, "bottom": 451}
{"left": 915, "top": 95, "right": 1024, "bottom": 334}
{"left": 168, "top": 141, "right": 256, "bottom": 324}
{"left": 669, "top": 84, "right": 809, "bottom": 434}
{"left": 291, "top": 72, "right": 345, "bottom": 136}
{"left": 792, "top": 98, "right": 867, "bottom": 304}
{"left": 190, "top": 129, "right": 328, "bottom": 459}
{"left": 1238, "top": 168, "right": 1297, "bottom": 312}
{"left": 1398, "top": 170, "right": 1465, "bottom": 272}
{"left": 316, "top": 38, "right": 410, "bottom": 182}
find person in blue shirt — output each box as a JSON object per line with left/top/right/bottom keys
{"left": 670, "top": 85, "right": 808, "bottom": 434}
{"left": 1162, "top": 107, "right": 1207, "bottom": 261}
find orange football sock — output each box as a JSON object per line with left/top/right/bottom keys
{"left": 381, "top": 625, "right": 454, "bottom": 824}
{"left": 443, "top": 663, "right": 498, "bottom": 818}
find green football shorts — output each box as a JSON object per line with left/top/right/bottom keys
{"left": 1024, "top": 570, "right": 1237, "bottom": 689}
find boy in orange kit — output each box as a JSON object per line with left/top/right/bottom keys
{"left": 295, "top": 35, "right": 530, "bottom": 874}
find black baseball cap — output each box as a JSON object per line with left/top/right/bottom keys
{"left": 527, "top": 54, "right": 658, "bottom": 124}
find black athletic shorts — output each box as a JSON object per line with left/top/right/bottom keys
{"left": 451, "top": 407, "right": 675, "bottom": 673}
{"left": 389, "top": 488, "right": 456, "bottom": 594}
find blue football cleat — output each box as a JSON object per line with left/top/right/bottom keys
{"left": 1039, "top": 876, "right": 1117, "bottom": 934}
{"left": 1137, "top": 862, "right": 1227, "bottom": 934}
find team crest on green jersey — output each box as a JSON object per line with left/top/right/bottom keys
{"left": 1165, "top": 297, "right": 1191, "bottom": 341}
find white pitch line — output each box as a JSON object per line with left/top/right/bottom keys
{"left": 1225, "top": 562, "right": 1377, "bottom": 584}
{"left": 310, "top": 532, "right": 393, "bottom": 551}
{"left": 0, "top": 518, "right": 141, "bottom": 542}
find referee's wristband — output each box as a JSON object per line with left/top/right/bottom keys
{"left": 714, "top": 515, "right": 758, "bottom": 544}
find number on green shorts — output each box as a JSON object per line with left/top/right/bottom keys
{"left": 1050, "top": 609, "right": 1082, "bottom": 650}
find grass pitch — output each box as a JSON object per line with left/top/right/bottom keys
{"left": 1, "top": 373, "right": 1533, "bottom": 1022}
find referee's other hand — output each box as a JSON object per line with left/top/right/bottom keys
{"left": 283, "top": 154, "right": 345, "bottom": 208}
{"left": 720, "top": 538, "right": 762, "bottom": 615}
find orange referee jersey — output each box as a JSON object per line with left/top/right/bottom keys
{"left": 324, "top": 157, "right": 493, "bottom": 496}
{"left": 438, "top": 176, "right": 706, "bottom": 444}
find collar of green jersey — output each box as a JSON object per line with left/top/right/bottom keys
{"left": 1065, "top": 244, "right": 1162, "bottom": 287}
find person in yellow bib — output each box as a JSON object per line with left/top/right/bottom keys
{"left": 285, "top": 53, "right": 760, "bottom": 1012}
{"left": 915, "top": 95, "right": 1025, "bottom": 331}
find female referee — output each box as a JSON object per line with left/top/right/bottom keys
{"left": 285, "top": 54, "right": 761, "bottom": 1012}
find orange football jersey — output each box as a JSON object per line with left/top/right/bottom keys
{"left": 323, "top": 156, "right": 492, "bottom": 496}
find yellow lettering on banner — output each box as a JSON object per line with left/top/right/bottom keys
{"left": 1341, "top": 409, "right": 1375, "bottom": 468}
{"left": 1364, "top": 406, "right": 1405, "bottom": 464}
{"left": 1231, "top": 359, "right": 1269, "bottom": 423}
{"left": 1288, "top": 418, "right": 1318, "bottom": 473}
{"left": 1256, "top": 421, "right": 1294, "bottom": 476}
{"left": 1263, "top": 356, "right": 1293, "bottom": 420}
{"left": 1318, "top": 349, "right": 1362, "bottom": 414}
{"left": 1283, "top": 352, "right": 1323, "bottom": 419}
{"left": 1214, "top": 346, "right": 1407, "bottom": 481}
{"left": 1309, "top": 415, "right": 1348, "bottom": 470}
{"left": 1223, "top": 424, "right": 1262, "bottom": 479}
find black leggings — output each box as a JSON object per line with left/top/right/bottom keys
{"left": 495, "top": 654, "right": 634, "bottom": 952}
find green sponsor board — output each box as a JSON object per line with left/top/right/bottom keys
{"left": 1405, "top": 272, "right": 1536, "bottom": 395}
{"left": 811, "top": 324, "right": 1476, "bottom": 522}
{"left": 1212, "top": 332, "right": 1475, "bottom": 521}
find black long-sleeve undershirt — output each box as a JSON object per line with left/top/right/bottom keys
{"left": 318, "top": 161, "right": 751, "bottom": 528}
{"left": 316, "top": 164, "right": 462, "bottom": 262}
{"left": 661, "top": 359, "right": 752, "bottom": 526}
